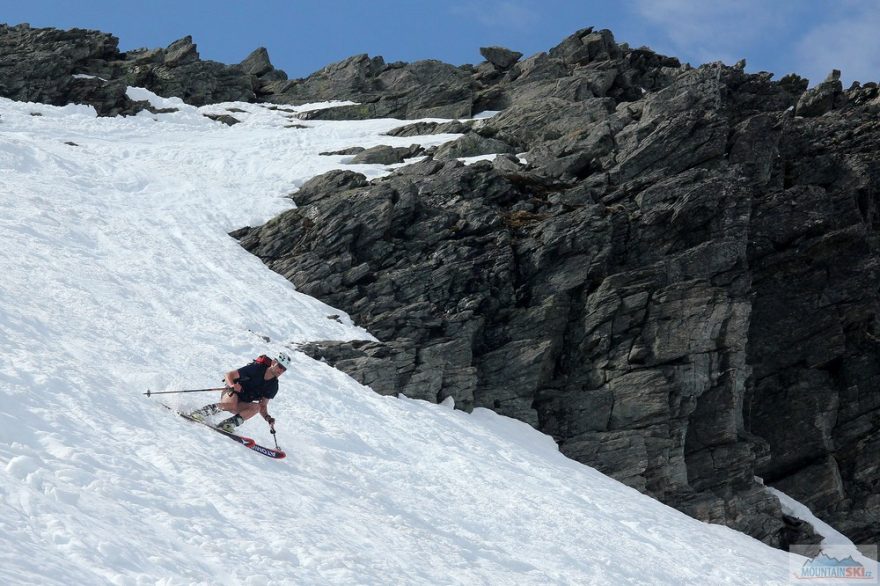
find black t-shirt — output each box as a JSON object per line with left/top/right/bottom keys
{"left": 235, "top": 363, "right": 279, "bottom": 402}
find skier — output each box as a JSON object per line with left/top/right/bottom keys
{"left": 189, "top": 353, "right": 290, "bottom": 432}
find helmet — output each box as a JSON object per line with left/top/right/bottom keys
{"left": 276, "top": 352, "right": 291, "bottom": 370}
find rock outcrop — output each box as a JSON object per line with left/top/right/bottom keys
{"left": 236, "top": 31, "right": 880, "bottom": 550}
{"left": 0, "top": 24, "right": 137, "bottom": 115}
{"left": 0, "top": 24, "right": 285, "bottom": 115}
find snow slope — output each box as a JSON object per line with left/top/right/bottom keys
{"left": 0, "top": 93, "right": 812, "bottom": 584}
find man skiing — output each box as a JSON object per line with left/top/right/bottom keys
{"left": 190, "top": 353, "right": 290, "bottom": 432}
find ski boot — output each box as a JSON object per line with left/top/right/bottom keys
{"left": 217, "top": 415, "right": 244, "bottom": 433}
{"left": 189, "top": 403, "right": 221, "bottom": 422}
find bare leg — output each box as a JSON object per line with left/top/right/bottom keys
{"left": 218, "top": 392, "right": 260, "bottom": 420}
{"left": 236, "top": 402, "right": 261, "bottom": 420}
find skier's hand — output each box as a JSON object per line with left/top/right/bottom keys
{"left": 265, "top": 416, "right": 276, "bottom": 426}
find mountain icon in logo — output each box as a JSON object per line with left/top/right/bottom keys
{"left": 804, "top": 553, "right": 864, "bottom": 569}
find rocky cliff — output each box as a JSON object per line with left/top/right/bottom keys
{"left": 237, "top": 32, "right": 880, "bottom": 549}
{"left": 3, "top": 23, "right": 877, "bottom": 551}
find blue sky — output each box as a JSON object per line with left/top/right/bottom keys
{"left": 5, "top": 1, "right": 879, "bottom": 87}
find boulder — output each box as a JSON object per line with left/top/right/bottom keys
{"left": 349, "top": 144, "right": 423, "bottom": 165}
{"left": 239, "top": 47, "right": 275, "bottom": 77}
{"left": 549, "top": 28, "right": 622, "bottom": 65}
{"left": 385, "top": 120, "right": 473, "bottom": 137}
{"left": 433, "top": 132, "right": 517, "bottom": 159}
{"left": 796, "top": 70, "right": 846, "bottom": 117}
{"left": 164, "top": 36, "right": 199, "bottom": 66}
{"left": 480, "top": 46, "right": 523, "bottom": 70}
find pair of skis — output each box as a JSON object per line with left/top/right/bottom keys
{"left": 158, "top": 402, "right": 286, "bottom": 459}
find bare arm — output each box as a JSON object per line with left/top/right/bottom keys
{"left": 259, "top": 398, "right": 274, "bottom": 425}
{"left": 224, "top": 369, "right": 242, "bottom": 392}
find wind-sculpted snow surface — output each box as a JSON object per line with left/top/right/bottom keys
{"left": 0, "top": 94, "right": 810, "bottom": 583}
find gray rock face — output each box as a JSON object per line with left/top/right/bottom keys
{"left": 743, "top": 109, "right": 880, "bottom": 546}
{"left": 432, "top": 132, "right": 517, "bottom": 160}
{"left": 239, "top": 39, "right": 879, "bottom": 551}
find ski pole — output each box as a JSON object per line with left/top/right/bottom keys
{"left": 270, "top": 425, "right": 280, "bottom": 450}
{"left": 144, "top": 387, "right": 226, "bottom": 397}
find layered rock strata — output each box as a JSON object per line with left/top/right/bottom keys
{"left": 237, "top": 35, "right": 880, "bottom": 548}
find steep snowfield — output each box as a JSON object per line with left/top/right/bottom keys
{"left": 0, "top": 93, "right": 805, "bottom": 584}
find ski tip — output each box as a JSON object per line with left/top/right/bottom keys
{"left": 248, "top": 444, "right": 286, "bottom": 459}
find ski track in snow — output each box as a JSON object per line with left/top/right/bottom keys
{"left": 0, "top": 94, "right": 816, "bottom": 584}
